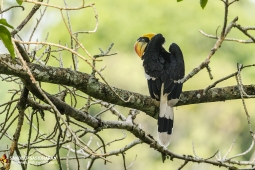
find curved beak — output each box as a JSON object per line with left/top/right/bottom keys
{"left": 134, "top": 40, "right": 148, "bottom": 58}
{"left": 134, "top": 33, "right": 156, "bottom": 58}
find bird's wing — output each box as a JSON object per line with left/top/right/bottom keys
{"left": 164, "top": 43, "right": 185, "bottom": 103}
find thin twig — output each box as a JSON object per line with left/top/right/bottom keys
{"left": 0, "top": 5, "right": 24, "bottom": 14}
{"left": 177, "top": 160, "right": 188, "bottom": 170}
{"left": 236, "top": 63, "right": 253, "bottom": 136}
{"left": 6, "top": 87, "right": 28, "bottom": 170}
{"left": 223, "top": 139, "right": 236, "bottom": 160}
{"left": 234, "top": 23, "right": 255, "bottom": 43}
{"left": 183, "top": 17, "right": 238, "bottom": 83}
{"left": 11, "top": 0, "right": 43, "bottom": 36}
{"left": 23, "top": 0, "right": 92, "bottom": 11}
{"left": 227, "top": 140, "right": 255, "bottom": 161}
{"left": 199, "top": 30, "right": 254, "bottom": 44}
{"left": 27, "top": 1, "right": 48, "bottom": 51}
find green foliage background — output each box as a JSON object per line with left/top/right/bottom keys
{"left": 1, "top": 0, "right": 255, "bottom": 169}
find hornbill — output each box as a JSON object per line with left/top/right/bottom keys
{"left": 134, "top": 33, "right": 185, "bottom": 147}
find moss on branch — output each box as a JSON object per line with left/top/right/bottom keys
{"left": 0, "top": 54, "right": 254, "bottom": 119}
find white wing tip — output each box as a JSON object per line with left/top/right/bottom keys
{"left": 158, "top": 132, "right": 171, "bottom": 147}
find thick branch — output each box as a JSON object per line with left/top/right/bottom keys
{"left": 1, "top": 54, "right": 255, "bottom": 169}
{"left": 0, "top": 54, "right": 255, "bottom": 119}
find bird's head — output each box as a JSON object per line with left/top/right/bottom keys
{"left": 134, "top": 33, "right": 156, "bottom": 58}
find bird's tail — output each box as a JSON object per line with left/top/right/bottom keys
{"left": 158, "top": 94, "right": 174, "bottom": 147}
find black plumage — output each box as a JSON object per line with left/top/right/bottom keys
{"left": 142, "top": 34, "right": 184, "bottom": 101}
{"left": 135, "top": 33, "right": 185, "bottom": 146}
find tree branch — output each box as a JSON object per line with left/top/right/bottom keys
{"left": 11, "top": 0, "right": 43, "bottom": 36}
{"left": 182, "top": 17, "right": 238, "bottom": 82}
{"left": 6, "top": 87, "right": 28, "bottom": 170}
{"left": 1, "top": 54, "right": 255, "bottom": 120}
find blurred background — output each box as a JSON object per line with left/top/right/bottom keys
{"left": 1, "top": 0, "right": 255, "bottom": 169}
